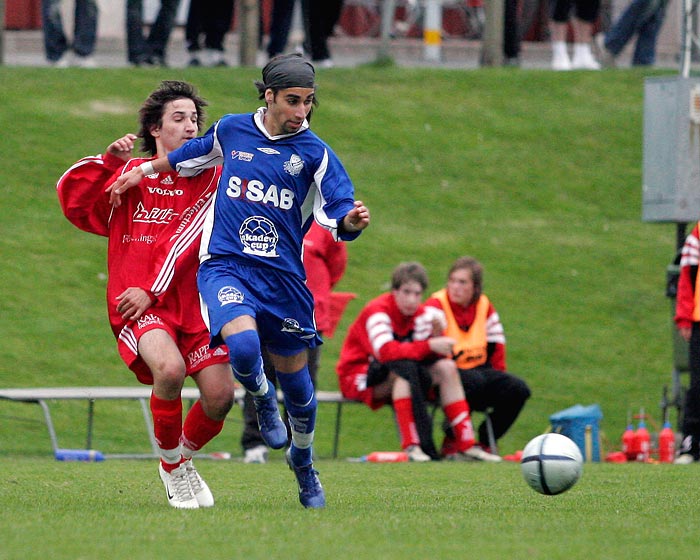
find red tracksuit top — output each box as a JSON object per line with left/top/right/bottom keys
{"left": 56, "top": 151, "right": 220, "bottom": 336}
{"left": 336, "top": 292, "right": 441, "bottom": 381}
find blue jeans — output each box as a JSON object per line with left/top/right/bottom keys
{"left": 604, "top": 0, "right": 668, "bottom": 65}
{"left": 41, "top": 0, "right": 98, "bottom": 61}
{"left": 126, "top": 0, "right": 181, "bottom": 63}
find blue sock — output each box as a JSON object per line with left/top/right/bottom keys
{"left": 224, "top": 330, "right": 266, "bottom": 396}
{"left": 277, "top": 365, "right": 316, "bottom": 465}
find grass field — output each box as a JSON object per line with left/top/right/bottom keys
{"left": 1, "top": 63, "right": 698, "bottom": 558}
{"left": 3, "top": 458, "right": 699, "bottom": 560}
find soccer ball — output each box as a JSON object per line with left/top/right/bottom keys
{"left": 521, "top": 433, "right": 583, "bottom": 495}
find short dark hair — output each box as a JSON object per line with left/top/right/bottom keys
{"left": 138, "top": 81, "right": 207, "bottom": 156}
{"left": 448, "top": 256, "right": 483, "bottom": 303}
{"left": 391, "top": 262, "right": 429, "bottom": 292}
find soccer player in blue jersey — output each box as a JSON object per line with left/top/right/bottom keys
{"left": 109, "top": 54, "right": 370, "bottom": 508}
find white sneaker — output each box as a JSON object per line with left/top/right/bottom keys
{"left": 674, "top": 453, "right": 696, "bottom": 465}
{"left": 552, "top": 52, "right": 572, "bottom": 71}
{"left": 203, "top": 48, "right": 227, "bottom": 67}
{"left": 243, "top": 444, "right": 269, "bottom": 464}
{"left": 405, "top": 445, "right": 431, "bottom": 462}
{"left": 183, "top": 459, "right": 214, "bottom": 507}
{"left": 73, "top": 55, "right": 97, "bottom": 68}
{"left": 594, "top": 34, "right": 616, "bottom": 68}
{"left": 551, "top": 41, "right": 571, "bottom": 71}
{"left": 49, "top": 54, "right": 70, "bottom": 68}
{"left": 158, "top": 463, "right": 199, "bottom": 509}
{"left": 461, "top": 446, "right": 503, "bottom": 462}
{"left": 571, "top": 45, "right": 601, "bottom": 70}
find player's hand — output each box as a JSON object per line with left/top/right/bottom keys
{"left": 116, "top": 287, "right": 154, "bottom": 321}
{"left": 431, "top": 316, "right": 446, "bottom": 337}
{"left": 107, "top": 133, "right": 138, "bottom": 162}
{"left": 106, "top": 166, "right": 145, "bottom": 207}
{"left": 428, "top": 336, "right": 456, "bottom": 357}
{"left": 679, "top": 326, "right": 692, "bottom": 342}
{"left": 343, "top": 200, "right": 370, "bottom": 232}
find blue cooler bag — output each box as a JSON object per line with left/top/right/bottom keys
{"left": 549, "top": 404, "right": 603, "bottom": 462}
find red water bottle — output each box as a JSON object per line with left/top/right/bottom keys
{"left": 622, "top": 424, "right": 636, "bottom": 461}
{"left": 658, "top": 422, "right": 676, "bottom": 463}
{"left": 362, "top": 451, "right": 409, "bottom": 462}
{"left": 635, "top": 419, "right": 651, "bottom": 462}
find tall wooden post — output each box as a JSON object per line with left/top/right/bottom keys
{"left": 480, "top": 0, "right": 504, "bottom": 67}
{"left": 239, "top": 0, "right": 259, "bottom": 67}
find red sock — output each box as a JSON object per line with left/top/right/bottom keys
{"left": 150, "top": 393, "right": 183, "bottom": 462}
{"left": 181, "top": 400, "right": 225, "bottom": 453}
{"left": 393, "top": 397, "right": 419, "bottom": 449}
{"left": 444, "top": 400, "right": 475, "bottom": 453}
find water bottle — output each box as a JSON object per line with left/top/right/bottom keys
{"left": 55, "top": 448, "right": 105, "bottom": 462}
{"left": 635, "top": 419, "right": 651, "bottom": 462}
{"left": 622, "top": 424, "right": 636, "bottom": 461}
{"left": 658, "top": 422, "right": 676, "bottom": 463}
{"left": 361, "top": 451, "right": 409, "bottom": 462}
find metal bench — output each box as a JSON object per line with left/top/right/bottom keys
{"left": 0, "top": 386, "right": 355, "bottom": 460}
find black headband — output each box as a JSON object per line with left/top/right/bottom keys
{"left": 262, "top": 54, "right": 315, "bottom": 90}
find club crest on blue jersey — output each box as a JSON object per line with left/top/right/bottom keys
{"left": 283, "top": 154, "right": 304, "bottom": 177}
{"left": 239, "top": 216, "right": 280, "bottom": 257}
{"left": 217, "top": 286, "right": 244, "bottom": 306}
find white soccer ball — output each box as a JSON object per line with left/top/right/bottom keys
{"left": 521, "top": 433, "right": 583, "bottom": 495}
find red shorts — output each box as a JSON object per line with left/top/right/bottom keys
{"left": 116, "top": 312, "right": 229, "bottom": 385}
{"left": 338, "top": 368, "right": 389, "bottom": 411}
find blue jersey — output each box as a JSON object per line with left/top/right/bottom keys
{"left": 168, "top": 108, "right": 360, "bottom": 281}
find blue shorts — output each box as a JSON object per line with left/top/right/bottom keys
{"left": 198, "top": 257, "right": 322, "bottom": 355}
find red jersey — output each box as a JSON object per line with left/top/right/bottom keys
{"left": 302, "top": 222, "right": 347, "bottom": 333}
{"left": 675, "top": 221, "right": 700, "bottom": 329}
{"left": 336, "top": 292, "right": 443, "bottom": 406}
{"left": 424, "top": 292, "right": 507, "bottom": 371}
{"left": 57, "top": 152, "right": 223, "bottom": 380}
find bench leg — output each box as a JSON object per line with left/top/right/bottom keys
{"left": 86, "top": 399, "right": 95, "bottom": 450}
{"left": 484, "top": 408, "right": 498, "bottom": 455}
{"left": 332, "top": 402, "right": 343, "bottom": 459}
{"left": 139, "top": 398, "right": 160, "bottom": 456}
{"left": 37, "top": 400, "right": 60, "bottom": 454}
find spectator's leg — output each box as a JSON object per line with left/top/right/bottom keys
{"left": 41, "top": 0, "right": 68, "bottom": 63}
{"left": 126, "top": 0, "right": 148, "bottom": 64}
{"left": 72, "top": 0, "right": 98, "bottom": 58}
{"left": 147, "top": 0, "right": 182, "bottom": 62}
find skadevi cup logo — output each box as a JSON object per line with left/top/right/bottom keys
{"left": 217, "top": 286, "right": 244, "bottom": 306}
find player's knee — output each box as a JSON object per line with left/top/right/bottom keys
{"left": 225, "top": 330, "right": 261, "bottom": 374}
{"left": 150, "top": 357, "right": 186, "bottom": 392}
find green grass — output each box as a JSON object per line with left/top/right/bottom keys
{"left": 0, "top": 64, "right": 694, "bottom": 557}
{"left": 1, "top": 457, "right": 699, "bottom": 560}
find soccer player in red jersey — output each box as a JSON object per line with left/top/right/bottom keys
{"left": 57, "top": 81, "right": 235, "bottom": 509}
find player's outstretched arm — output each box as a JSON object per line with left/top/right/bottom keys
{"left": 106, "top": 155, "right": 173, "bottom": 206}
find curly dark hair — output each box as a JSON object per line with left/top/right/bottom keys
{"left": 138, "top": 81, "right": 207, "bottom": 156}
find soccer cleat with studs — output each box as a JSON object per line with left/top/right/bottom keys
{"left": 159, "top": 463, "right": 199, "bottom": 509}
{"left": 286, "top": 449, "right": 326, "bottom": 509}
{"left": 253, "top": 384, "right": 288, "bottom": 449}
{"left": 183, "top": 458, "right": 214, "bottom": 507}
